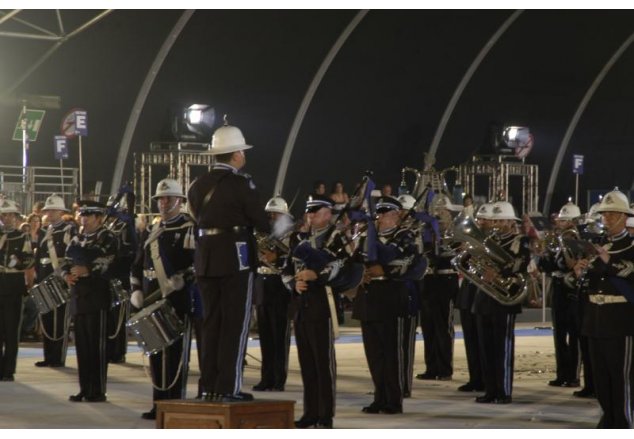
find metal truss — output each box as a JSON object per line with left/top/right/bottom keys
{"left": 0, "top": 9, "right": 113, "bottom": 97}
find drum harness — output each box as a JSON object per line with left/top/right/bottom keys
{"left": 38, "top": 226, "right": 72, "bottom": 342}
{"left": 139, "top": 221, "right": 194, "bottom": 391}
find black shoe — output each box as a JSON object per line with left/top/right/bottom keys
{"left": 85, "top": 394, "right": 107, "bottom": 402}
{"left": 475, "top": 394, "right": 496, "bottom": 403}
{"left": 403, "top": 390, "right": 411, "bottom": 398}
{"left": 49, "top": 362, "right": 65, "bottom": 368}
{"left": 316, "top": 418, "right": 333, "bottom": 428}
{"left": 415, "top": 372, "right": 437, "bottom": 380}
{"left": 563, "top": 380, "right": 580, "bottom": 388}
{"left": 69, "top": 393, "right": 84, "bottom": 402}
{"left": 573, "top": 388, "right": 595, "bottom": 398}
{"left": 252, "top": 382, "right": 273, "bottom": 391}
{"left": 35, "top": 361, "right": 49, "bottom": 367}
{"left": 294, "top": 416, "right": 318, "bottom": 428}
{"left": 109, "top": 357, "right": 126, "bottom": 364}
{"left": 271, "top": 384, "right": 285, "bottom": 391}
{"left": 141, "top": 408, "right": 157, "bottom": 420}
{"left": 495, "top": 396, "right": 512, "bottom": 404}
{"left": 436, "top": 375, "right": 452, "bottom": 381}
{"left": 1, "top": 375, "right": 14, "bottom": 382}
{"left": 458, "top": 382, "right": 484, "bottom": 392}
{"left": 218, "top": 392, "right": 253, "bottom": 402}
{"left": 381, "top": 406, "right": 403, "bottom": 414}
{"left": 362, "top": 403, "right": 383, "bottom": 414}
{"left": 548, "top": 379, "right": 566, "bottom": 387}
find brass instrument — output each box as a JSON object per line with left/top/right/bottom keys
{"left": 256, "top": 231, "right": 290, "bottom": 274}
{"left": 400, "top": 167, "right": 426, "bottom": 202}
{"left": 450, "top": 214, "right": 528, "bottom": 306}
{"left": 542, "top": 230, "right": 560, "bottom": 253}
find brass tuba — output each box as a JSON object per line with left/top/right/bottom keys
{"left": 450, "top": 214, "right": 528, "bottom": 306}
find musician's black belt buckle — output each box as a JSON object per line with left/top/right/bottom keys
{"left": 198, "top": 226, "right": 249, "bottom": 237}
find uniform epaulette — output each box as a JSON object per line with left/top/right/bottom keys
{"left": 238, "top": 172, "right": 256, "bottom": 189}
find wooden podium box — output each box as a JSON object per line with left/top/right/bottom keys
{"left": 155, "top": 399, "right": 295, "bottom": 429}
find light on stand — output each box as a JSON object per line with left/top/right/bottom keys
{"left": 171, "top": 104, "right": 216, "bottom": 142}
{"left": 187, "top": 108, "right": 202, "bottom": 125}
{"left": 501, "top": 125, "right": 534, "bottom": 159}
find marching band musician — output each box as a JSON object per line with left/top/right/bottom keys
{"left": 472, "top": 200, "right": 531, "bottom": 404}
{"left": 252, "top": 196, "right": 294, "bottom": 392}
{"left": 63, "top": 200, "right": 117, "bottom": 402}
{"left": 572, "top": 188, "right": 634, "bottom": 428}
{"left": 104, "top": 185, "right": 137, "bottom": 364}
{"left": 0, "top": 199, "right": 34, "bottom": 382}
{"left": 130, "top": 178, "right": 196, "bottom": 420}
{"left": 396, "top": 193, "right": 427, "bottom": 398}
{"left": 416, "top": 194, "right": 458, "bottom": 381}
{"left": 283, "top": 195, "right": 350, "bottom": 428}
{"left": 539, "top": 201, "right": 582, "bottom": 388}
{"left": 34, "top": 194, "right": 77, "bottom": 368}
{"left": 353, "top": 196, "right": 418, "bottom": 415}
{"left": 454, "top": 203, "right": 493, "bottom": 393}
{"left": 573, "top": 202, "right": 604, "bottom": 399}
{"left": 417, "top": 194, "right": 461, "bottom": 382}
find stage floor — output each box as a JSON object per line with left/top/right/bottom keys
{"left": 1, "top": 323, "right": 600, "bottom": 429}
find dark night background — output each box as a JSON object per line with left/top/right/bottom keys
{"left": 1, "top": 9, "right": 634, "bottom": 217}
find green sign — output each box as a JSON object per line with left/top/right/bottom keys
{"left": 12, "top": 109, "right": 46, "bottom": 142}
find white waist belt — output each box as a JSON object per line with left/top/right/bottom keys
{"left": 588, "top": 294, "right": 628, "bottom": 305}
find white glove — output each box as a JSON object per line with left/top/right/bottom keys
{"left": 130, "top": 290, "right": 144, "bottom": 309}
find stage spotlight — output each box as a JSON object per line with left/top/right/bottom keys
{"left": 171, "top": 104, "right": 215, "bottom": 142}
{"left": 494, "top": 125, "right": 534, "bottom": 159}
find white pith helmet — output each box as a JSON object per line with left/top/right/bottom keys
{"left": 152, "top": 178, "right": 186, "bottom": 199}
{"left": 476, "top": 203, "right": 494, "bottom": 220}
{"left": 41, "top": 194, "right": 69, "bottom": 212}
{"left": 397, "top": 194, "right": 416, "bottom": 210}
{"left": 491, "top": 201, "right": 520, "bottom": 221}
{"left": 431, "top": 194, "right": 462, "bottom": 214}
{"left": 0, "top": 199, "right": 21, "bottom": 214}
{"left": 204, "top": 115, "right": 252, "bottom": 155}
{"left": 595, "top": 187, "right": 634, "bottom": 216}
{"left": 265, "top": 196, "right": 289, "bottom": 215}
{"left": 557, "top": 201, "right": 581, "bottom": 221}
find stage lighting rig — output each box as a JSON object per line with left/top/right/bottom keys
{"left": 171, "top": 104, "right": 215, "bottom": 142}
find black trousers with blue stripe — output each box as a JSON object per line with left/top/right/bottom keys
{"left": 197, "top": 271, "right": 253, "bottom": 396}
{"left": 476, "top": 312, "right": 516, "bottom": 399}
{"left": 589, "top": 335, "right": 634, "bottom": 428}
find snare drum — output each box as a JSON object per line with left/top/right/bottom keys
{"left": 109, "top": 278, "right": 130, "bottom": 308}
{"left": 126, "top": 299, "right": 184, "bottom": 355}
{"left": 29, "top": 274, "right": 71, "bottom": 314}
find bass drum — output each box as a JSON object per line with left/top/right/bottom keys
{"left": 126, "top": 299, "right": 184, "bottom": 355}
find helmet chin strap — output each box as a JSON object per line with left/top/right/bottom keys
{"left": 162, "top": 198, "right": 181, "bottom": 217}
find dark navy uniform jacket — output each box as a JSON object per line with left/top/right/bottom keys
{"left": 62, "top": 226, "right": 117, "bottom": 314}
{"left": 35, "top": 220, "right": 77, "bottom": 281}
{"left": 187, "top": 163, "right": 270, "bottom": 277}
{"left": 130, "top": 213, "right": 197, "bottom": 316}
{"left": 582, "top": 229, "right": 634, "bottom": 337}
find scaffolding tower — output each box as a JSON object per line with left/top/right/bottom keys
{"left": 133, "top": 142, "right": 214, "bottom": 215}
{"left": 458, "top": 155, "right": 539, "bottom": 215}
